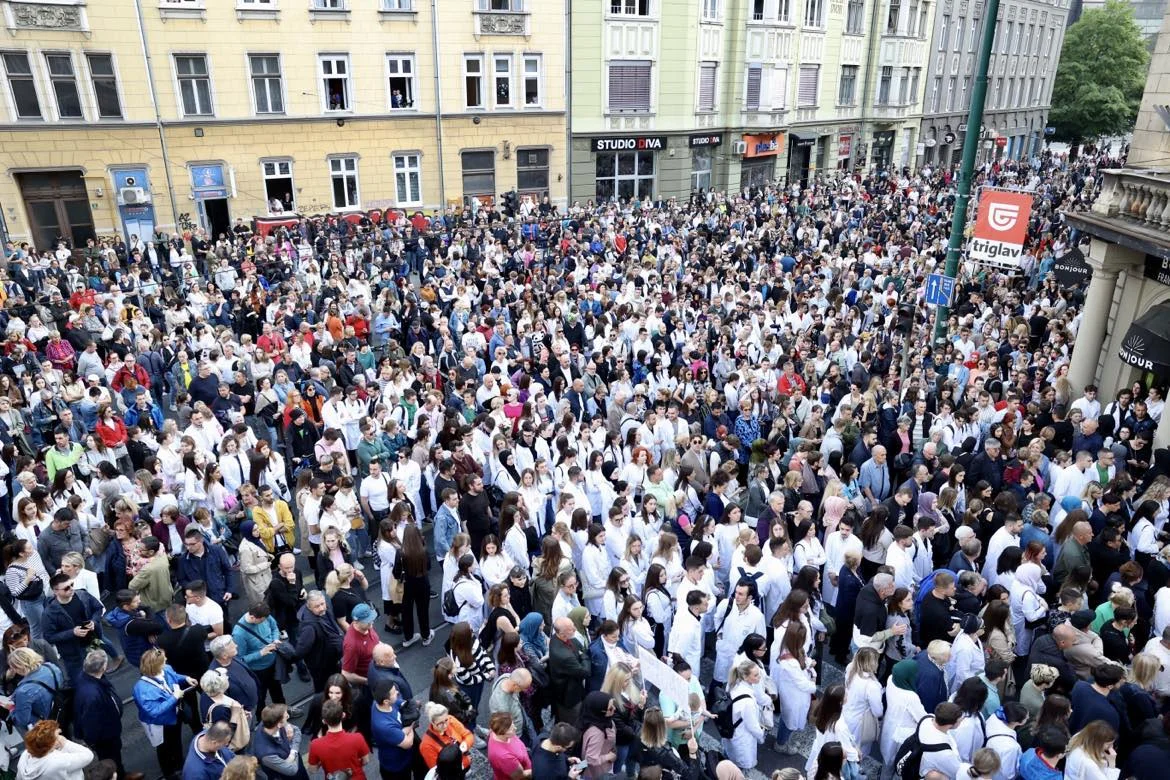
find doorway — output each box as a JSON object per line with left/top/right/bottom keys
{"left": 200, "top": 198, "right": 231, "bottom": 239}
{"left": 17, "top": 170, "right": 94, "bottom": 254}
{"left": 787, "top": 140, "right": 813, "bottom": 189}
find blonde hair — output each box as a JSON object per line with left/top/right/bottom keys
{"left": 7, "top": 648, "right": 43, "bottom": 676}
{"left": 1109, "top": 586, "right": 1135, "bottom": 608}
{"left": 846, "top": 647, "right": 880, "bottom": 686}
{"left": 325, "top": 563, "right": 354, "bottom": 596}
{"left": 600, "top": 662, "right": 636, "bottom": 701}
{"left": 139, "top": 647, "right": 167, "bottom": 677}
{"left": 1029, "top": 664, "right": 1059, "bottom": 687}
{"left": 1131, "top": 653, "right": 1160, "bottom": 690}
{"left": 727, "top": 658, "right": 759, "bottom": 688}
{"left": 221, "top": 755, "right": 258, "bottom": 780}
{"left": 1066, "top": 720, "right": 1117, "bottom": 765}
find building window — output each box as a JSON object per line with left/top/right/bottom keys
{"left": 478, "top": 0, "right": 522, "bottom": 9}
{"left": 609, "top": 0, "right": 650, "bottom": 14}
{"left": 312, "top": 0, "right": 346, "bottom": 8}
{"left": 249, "top": 55, "right": 284, "bottom": 114}
{"left": 85, "top": 54, "right": 122, "bottom": 119}
{"left": 319, "top": 55, "right": 350, "bottom": 111}
{"left": 393, "top": 153, "right": 422, "bottom": 205}
{"left": 752, "top": 0, "right": 764, "bottom": 19}
{"left": 969, "top": 17, "right": 979, "bottom": 51}
{"left": 771, "top": 67, "right": 787, "bottom": 108}
{"left": 3, "top": 53, "right": 40, "bottom": 119}
{"left": 701, "top": 0, "right": 719, "bottom": 20}
{"left": 698, "top": 63, "right": 717, "bottom": 111}
{"left": 329, "top": 156, "right": 359, "bottom": 209}
{"left": 778, "top": 0, "right": 790, "bottom": 22}
{"left": 44, "top": 53, "right": 82, "bottom": 119}
{"left": 886, "top": 0, "right": 899, "bottom": 34}
{"left": 897, "top": 66, "right": 912, "bottom": 103}
{"left": 745, "top": 65, "right": 762, "bottom": 110}
{"left": 493, "top": 54, "right": 513, "bottom": 108}
{"left": 845, "top": 0, "right": 864, "bottom": 33}
{"left": 461, "top": 150, "right": 495, "bottom": 197}
{"left": 947, "top": 75, "right": 956, "bottom": 111}
{"left": 877, "top": 67, "right": 891, "bottom": 105}
{"left": 464, "top": 55, "right": 484, "bottom": 109}
{"left": 930, "top": 76, "right": 940, "bottom": 111}
{"left": 994, "top": 76, "right": 1003, "bottom": 107}
{"left": 175, "top": 54, "right": 213, "bottom": 117}
{"left": 382, "top": 0, "right": 413, "bottom": 8}
{"left": 522, "top": 56, "right": 542, "bottom": 106}
{"left": 387, "top": 54, "right": 416, "bottom": 109}
{"left": 595, "top": 151, "right": 654, "bottom": 200}
{"left": 516, "top": 147, "right": 549, "bottom": 194}
{"left": 961, "top": 75, "right": 969, "bottom": 103}
{"left": 838, "top": 64, "right": 857, "bottom": 105}
{"left": 691, "top": 146, "right": 712, "bottom": 191}
{"left": 607, "top": 61, "right": 651, "bottom": 113}
{"left": 804, "top": 0, "right": 823, "bottom": 27}
{"left": 938, "top": 15, "right": 949, "bottom": 49}
{"left": 1044, "top": 28, "right": 1054, "bottom": 56}
{"left": 797, "top": 64, "right": 818, "bottom": 106}
{"left": 906, "top": 0, "right": 918, "bottom": 35}
{"left": 909, "top": 67, "right": 920, "bottom": 104}
{"left": 261, "top": 160, "right": 294, "bottom": 213}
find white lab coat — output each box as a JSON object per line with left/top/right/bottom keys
{"left": 880, "top": 677, "right": 927, "bottom": 767}
{"left": 712, "top": 599, "right": 765, "bottom": 683}
{"left": 667, "top": 606, "right": 704, "bottom": 674}
{"left": 581, "top": 543, "right": 610, "bottom": 614}
{"left": 983, "top": 715, "right": 1022, "bottom": 780}
{"left": 952, "top": 711, "right": 987, "bottom": 762}
{"left": 842, "top": 671, "right": 884, "bottom": 753}
{"left": 948, "top": 633, "right": 987, "bottom": 693}
{"left": 773, "top": 653, "right": 816, "bottom": 731}
{"left": 1063, "top": 747, "right": 1118, "bottom": 780}
{"left": 721, "top": 680, "right": 765, "bottom": 768}
{"left": 451, "top": 576, "right": 485, "bottom": 632}
{"left": 806, "top": 718, "right": 860, "bottom": 776}
{"left": 982, "top": 527, "right": 1020, "bottom": 583}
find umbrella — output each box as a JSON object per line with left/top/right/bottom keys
{"left": 1053, "top": 247, "right": 1092, "bottom": 286}
{"left": 1118, "top": 301, "right": 1170, "bottom": 377}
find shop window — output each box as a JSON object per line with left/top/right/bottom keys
{"left": 596, "top": 151, "right": 654, "bottom": 201}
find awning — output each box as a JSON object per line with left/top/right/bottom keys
{"left": 1118, "top": 301, "right": 1170, "bottom": 377}
{"left": 1053, "top": 247, "right": 1092, "bottom": 286}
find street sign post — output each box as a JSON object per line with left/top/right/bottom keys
{"left": 924, "top": 273, "right": 956, "bottom": 307}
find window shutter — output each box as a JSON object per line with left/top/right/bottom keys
{"left": 770, "top": 67, "right": 787, "bottom": 109}
{"left": 797, "top": 65, "right": 818, "bottom": 106}
{"left": 699, "top": 64, "right": 716, "bottom": 110}
{"left": 745, "top": 66, "right": 762, "bottom": 109}
{"left": 608, "top": 62, "right": 651, "bottom": 112}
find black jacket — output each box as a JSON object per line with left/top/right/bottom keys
{"left": 548, "top": 636, "right": 591, "bottom": 708}
{"left": 155, "top": 622, "right": 212, "bottom": 680}
{"left": 853, "top": 584, "right": 889, "bottom": 637}
{"left": 294, "top": 602, "right": 344, "bottom": 669}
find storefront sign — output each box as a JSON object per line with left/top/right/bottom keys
{"left": 995, "top": 136, "right": 1008, "bottom": 148}
{"left": 190, "top": 164, "right": 228, "bottom": 200}
{"left": 689, "top": 133, "right": 722, "bottom": 148}
{"left": 590, "top": 136, "right": 667, "bottom": 152}
{"left": 1144, "top": 254, "right": 1170, "bottom": 287}
{"left": 742, "top": 133, "right": 784, "bottom": 158}
{"left": 838, "top": 134, "right": 852, "bottom": 159}
{"left": 943, "top": 131, "right": 957, "bottom": 144}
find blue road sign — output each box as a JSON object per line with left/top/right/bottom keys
{"left": 924, "top": 273, "right": 956, "bottom": 307}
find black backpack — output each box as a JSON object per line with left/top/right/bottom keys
{"left": 442, "top": 587, "right": 463, "bottom": 619}
{"left": 735, "top": 566, "right": 763, "bottom": 607}
{"left": 711, "top": 688, "right": 752, "bottom": 739}
{"left": 892, "top": 716, "right": 951, "bottom": 780}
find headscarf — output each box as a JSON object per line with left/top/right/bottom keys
{"left": 892, "top": 658, "right": 919, "bottom": 691}
{"left": 578, "top": 691, "right": 614, "bottom": 734}
{"left": 715, "top": 761, "right": 746, "bottom": 780}
{"left": 569, "top": 606, "right": 590, "bottom": 640}
{"left": 821, "top": 495, "right": 849, "bottom": 534}
{"left": 917, "top": 492, "right": 942, "bottom": 524}
{"left": 1060, "top": 495, "right": 1082, "bottom": 514}
{"left": 1014, "top": 562, "right": 1044, "bottom": 591}
{"left": 518, "top": 612, "right": 547, "bottom": 658}
{"left": 239, "top": 520, "right": 257, "bottom": 542}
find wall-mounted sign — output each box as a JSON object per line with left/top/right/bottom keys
{"left": 741, "top": 133, "right": 784, "bottom": 158}
{"left": 190, "top": 164, "right": 228, "bottom": 200}
{"left": 591, "top": 136, "right": 667, "bottom": 153}
{"left": 838, "top": 134, "right": 852, "bottom": 159}
{"left": 1144, "top": 254, "right": 1170, "bottom": 287}
{"left": 689, "top": 133, "right": 722, "bottom": 148}
{"left": 995, "top": 136, "right": 1008, "bottom": 148}
{"left": 943, "top": 131, "right": 957, "bottom": 144}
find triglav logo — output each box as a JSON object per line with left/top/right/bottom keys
{"left": 987, "top": 203, "right": 1021, "bottom": 233}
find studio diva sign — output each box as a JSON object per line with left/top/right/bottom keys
{"left": 591, "top": 136, "right": 668, "bottom": 152}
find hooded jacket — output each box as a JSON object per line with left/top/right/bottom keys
{"left": 15, "top": 739, "right": 94, "bottom": 780}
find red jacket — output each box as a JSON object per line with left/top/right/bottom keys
{"left": 96, "top": 417, "right": 128, "bottom": 447}
{"left": 111, "top": 364, "right": 150, "bottom": 391}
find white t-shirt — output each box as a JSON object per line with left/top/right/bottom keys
{"left": 185, "top": 599, "right": 224, "bottom": 647}
{"left": 359, "top": 473, "right": 391, "bottom": 512}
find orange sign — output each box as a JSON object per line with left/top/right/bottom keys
{"left": 970, "top": 189, "right": 1032, "bottom": 266}
{"left": 742, "top": 133, "right": 785, "bottom": 158}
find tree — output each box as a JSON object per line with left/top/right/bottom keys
{"left": 1049, "top": 0, "right": 1149, "bottom": 148}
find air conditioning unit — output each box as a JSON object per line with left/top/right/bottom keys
{"left": 732, "top": 140, "right": 748, "bottom": 155}
{"left": 118, "top": 187, "right": 151, "bottom": 205}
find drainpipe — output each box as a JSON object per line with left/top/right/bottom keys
{"left": 431, "top": 0, "right": 447, "bottom": 208}
{"left": 564, "top": 0, "right": 572, "bottom": 205}
{"left": 856, "top": 0, "right": 886, "bottom": 171}
{"left": 132, "top": 0, "right": 181, "bottom": 232}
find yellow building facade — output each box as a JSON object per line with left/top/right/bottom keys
{"left": 0, "top": 0, "right": 566, "bottom": 248}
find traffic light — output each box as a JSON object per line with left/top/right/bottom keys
{"left": 896, "top": 303, "right": 915, "bottom": 336}
{"left": 502, "top": 190, "right": 519, "bottom": 216}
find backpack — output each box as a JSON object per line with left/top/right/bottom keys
{"left": 28, "top": 666, "right": 74, "bottom": 736}
{"left": 892, "top": 717, "right": 951, "bottom": 780}
{"left": 711, "top": 689, "right": 752, "bottom": 739}
{"left": 442, "top": 583, "right": 465, "bottom": 619}
{"left": 735, "top": 566, "right": 763, "bottom": 607}
{"left": 913, "top": 569, "right": 957, "bottom": 621}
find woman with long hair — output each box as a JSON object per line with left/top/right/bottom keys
{"left": 601, "top": 663, "right": 645, "bottom": 777}
{"left": 395, "top": 523, "right": 433, "bottom": 645}
{"left": 376, "top": 519, "right": 403, "bottom": 634}
{"left": 642, "top": 563, "right": 674, "bottom": 656}
{"left": 1064, "top": 720, "right": 1118, "bottom": 780}
{"left": 842, "top": 647, "right": 884, "bottom": 757}
{"left": 773, "top": 620, "right": 816, "bottom": 755}
{"left": 429, "top": 656, "right": 478, "bottom": 729}
{"left": 3, "top": 539, "right": 51, "bottom": 640}
{"left": 446, "top": 621, "right": 495, "bottom": 719}
{"left": 323, "top": 563, "right": 369, "bottom": 633}
{"left": 617, "top": 595, "right": 655, "bottom": 655}
{"left": 805, "top": 684, "right": 859, "bottom": 779}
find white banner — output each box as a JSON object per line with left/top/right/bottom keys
{"left": 637, "top": 646, "right": 694, "bottom": 706}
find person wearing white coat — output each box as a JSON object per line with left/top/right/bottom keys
{"left": 880, "top": 660, "right": 928, "bottom": 769}
{"left": 450, "top": 571, "right": 485, "bottom": 633}
{"left": 822, "top": 523, "right": 863, "bottom": 607}
{"left": 721, "top": 664, "right": 766, "bottom": 768}
{"left": 948, "top": 615, "right": 988, "bottom": 694}
{"left": 666, "top": 590, "right": 707, "bottom": 675}
{"left": 581, "top": 531, "right": 611, "bottom": 616}
{"left": 710, "top": 586, "right": 765, "bottom": 685}
{"left": 842, "top": 649, "right": 885, "bottom": 758}
{"left": 1009, "top": 562, "right": 1048, "bottom": 657}
{"left": 983, "top": 705, "right": 1027, "bottom": 780}
{"left": 772, "top": 621, "right": 817, "bottom": 754}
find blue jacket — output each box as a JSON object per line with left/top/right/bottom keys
{"left": 133, "top": 664, "right": 188, "bottom": 726}
{"left": 105, "top": 607, "right": 162, "bottom": 666}
{"left": 177, "top": 544, "right": 235, "bottom": 602}
{"left": 182, "top": 733, "right": 236, "bottom": 780}
{"left": 231, "top": 616, "right": 280, "bottom": 671}
{"left": 434, "top": 505, "right": 460, "bottom": 560}
{"left": 73, "top": 672, "right": 123, "bottom": 744}
{"left": 914, "top": 651, "right": 949, "bottom": 714}
{"left": 1017, "top": 748, "right": 1064, "bottom": 780}
{"left": 43, "top": 590, "right": 104, "bottom": 677}
{"left": 124, "top": 402, "right": 165, "bottom": 430}
{"left": 11, "top": 663, "right": 63, "bottom": 729}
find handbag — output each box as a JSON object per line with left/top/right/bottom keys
{"left": 390, "top": 578, "right": 405, "bottom": 604}
{"left": 527, "top": 657, "right": 550, "bottom": 688}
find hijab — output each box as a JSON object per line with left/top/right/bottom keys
{"left": 569, "top": 606, "right": 590, "bottom": 640}
{"left": 518, "top": 612, "right": 547, "bottom": 658}
{"left": 821, "top": 495, "right": 849, "bottom": 533}
{"left": 578, "top": 691, "right": 614, "bottom": 734}
{"left": 917, "top": 492, "right": 942, "bottom": 524}
{"left": 1014, "top": 561, "right": 1044, "bottom": 592}
{"left": 892, "top": 658, "right": 919, "bottom": 691}
{"left": 500, "top": 451, "right": 521, "bottom": 483}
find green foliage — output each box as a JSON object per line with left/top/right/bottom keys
{"left": 1049, "top": 0, "right": 1149, "bottom": 142}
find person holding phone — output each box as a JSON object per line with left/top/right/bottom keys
{"left": 133, "top": 648, "right": 198, "bottom": 780}
{"left": 530, "top": 722, "right": 585, "bottom": 780}
{"left": 42, "top": 572, "right": 107, "bottom": 683}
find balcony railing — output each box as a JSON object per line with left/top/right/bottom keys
{"left": 1093, "top": 168, "right": 1170, "bottom": 229}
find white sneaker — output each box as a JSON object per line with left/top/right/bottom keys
{"left": 422, "top": 631, "right": 435, "bottom": 646}
{"left": 401, "top": 635, "right": 419, "bottom": 648}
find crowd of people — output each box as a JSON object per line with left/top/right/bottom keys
{"left": 0, "top": 145, "right": 1162, "bottom": 780}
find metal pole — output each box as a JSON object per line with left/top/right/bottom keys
{"left": 931, "top": 0, "right": 1000, "bottom": 345}
{"left": 132, "top": 0, "right": 181, "bottom": 234}
{"left": 430, "top": 0, "right": 447, "bottom": 208}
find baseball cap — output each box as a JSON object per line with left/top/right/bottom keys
{"left": 352, "top": 603, "right": 377, "bottom": 624}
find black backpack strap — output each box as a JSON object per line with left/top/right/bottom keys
{"left": 729, "top": 693, "right": 752, "bottom": 730}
